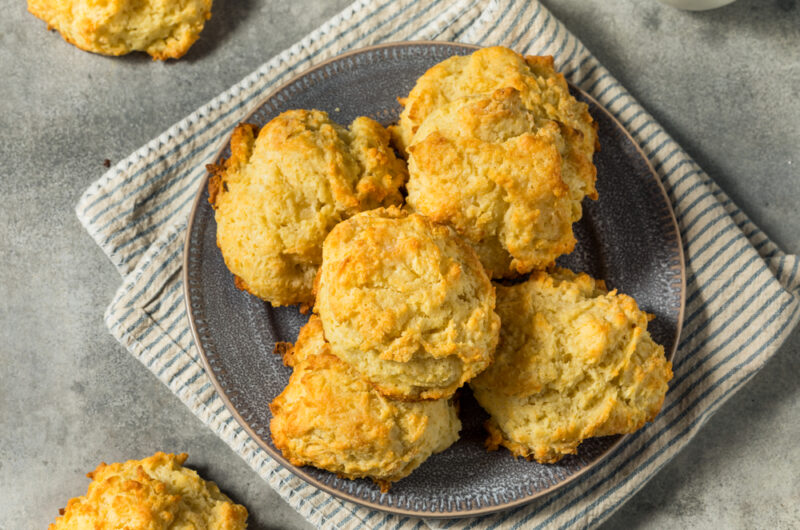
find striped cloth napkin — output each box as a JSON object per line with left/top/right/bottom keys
{"left": 76, "top": 0, "right": 800, "bottom": 528}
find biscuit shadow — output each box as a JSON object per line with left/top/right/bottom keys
{"left": 182, "top": 0, "right": 259, "bottom": 62}
{"left": 598, "top": 324, "right": 800, "bottom": 529}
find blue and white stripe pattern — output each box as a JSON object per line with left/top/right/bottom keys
{"left": 76, "top": 1, "right": 800, "bottom": 528}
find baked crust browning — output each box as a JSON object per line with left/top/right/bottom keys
{"left": 471, "top": 268, "right": 673, "bottom": 463}
{"left": 208, "top": 111, "right": 407, "bottom": 307}
{"left": 392, "top": 46, "right": 598, "bottom": 161}
{"left": 269, "top": 316, "right": 461, "bottom": 491}
{"left": 28, "top": 0, "right": 213, "bottom": 60}
{"left": 407, "top": 88, "right": 590, "bottom": 277}
{"left": 49, "top": 452, "right": 248, "bottom": 529}
{"left": 314, "top": 207, "right": 500, "bottom": 400}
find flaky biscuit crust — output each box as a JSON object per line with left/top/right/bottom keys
{"left": 407, "top": 88, "right": 591, "bottom": 277}
{"left": 314, "top": 207, "right": 500, "bottom": 400}
{"left": 392, "top": 46, "right": 598, "bottom": 160}
{"left": 208, "top": 111, "right": 407, "bottom": 307}
{"left": 471, "top": 269, "right": 673, "bottom": 463}
{"left": 28, "top": 0, "right": 213, "bottom": 60}
{"left": 269, "top": 316, "right": 461, "bottom": 490}
{"left": 49, "top": 452, "right": 248, "bottom": 529}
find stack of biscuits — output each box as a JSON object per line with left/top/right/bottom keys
{"left": 208, "top": 46, "right": 673, "bottom": 491}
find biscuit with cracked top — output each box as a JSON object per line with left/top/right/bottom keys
{"left": 49, "top": 452, "right": 247, "bottom": 529}
{"left": 314, "top": 207, "right": 500, "bottom": 401}
{"left": 269, "top": 316, "right": 461, "bottom": 491}
{"left": 471, "top": 268, "right": 672, "bottom": 463}
{"left": 28, "top": 0, "right": 213, "bottom": 60}
{"left": 407, "top": 87, "right": 594, "bottom": 277}
{"left": 208, "top": 110, "right": 407, "bottom": 307}
{"left": 392, "top": 46, "right": 598, "bottom": 163}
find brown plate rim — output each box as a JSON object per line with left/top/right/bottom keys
{"left": 183, "top": 40, "right": 686, "bottom": 519}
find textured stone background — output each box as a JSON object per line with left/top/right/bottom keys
{"left": 1, "top": 1, "right": 797, "bottom": 528}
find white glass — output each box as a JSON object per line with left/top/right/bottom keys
{"left": 657, "top": 0, "right": 737, "bottom": 10}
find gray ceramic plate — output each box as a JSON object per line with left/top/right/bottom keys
{"left": 184, "top": 42, "right": 684, "bottom": 518}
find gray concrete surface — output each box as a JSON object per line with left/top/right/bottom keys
{"left": 0, "top": 0, "right": 797, "bottom": 528}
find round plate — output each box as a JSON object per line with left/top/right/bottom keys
{"left": 184, "top": 42, "right": 684, "bottom": 518}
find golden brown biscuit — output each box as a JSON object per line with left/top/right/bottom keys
{"left": 314, "top": 207, "right": 500, "bottom": 400}
{"left": 270, "top": 316, "right": 461, "bottom": 491}
{"left": 392, "top": 46, "right": 598, "bottom": 161}
{"left": 406, "top": 87, "right": 593, "bottom": 277}
{"left": 470, "top": 268, "right": 673, "bottom": 463}
{"left": 28, "top": 0, "right": 213, "bottom": 60}
{"left": 208, "top": 111, "right": 407, "bottom": 307}
{"left": 50, "top": 452, "right": 247, "bottom": 529}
